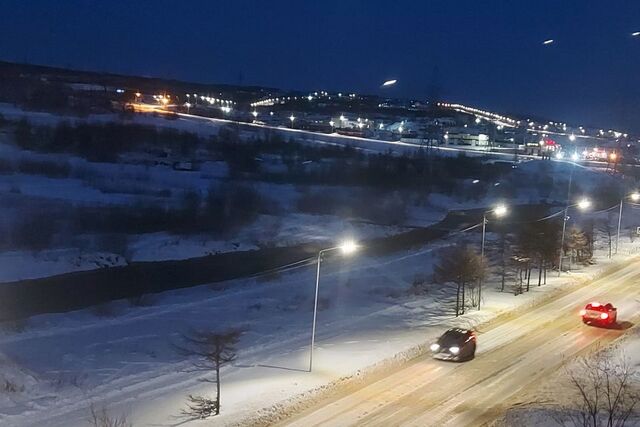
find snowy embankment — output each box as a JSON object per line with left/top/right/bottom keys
{"left": 1, "top": 225, "right": 638, "bottom": 426}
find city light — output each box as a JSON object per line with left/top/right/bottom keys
{"left": 569, "top": 134, "right": 576, "bottom": 142}
{"left": 252, "top": 110, "right": 258, "bottom": 118}
{"left": 382, "top": 79, "right": 397, "bottom": 87}
{"left": 633, "top": 31, "right": 640, "bottom": 36}
{"left": 543, "top": 39, "right": 554, "bottom": 45}
{"left": 289, "top": 115, "right": 295, "bottom": 122}
{"left": 571, "top": 152, "right": 579, "bottom": 161}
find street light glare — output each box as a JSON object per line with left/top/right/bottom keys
{"left": 577, "top": 198, "right": 591, "bottom": 210}
{"left": 631, "top": 192, "right": 640, "bottom": 202}
{"left": 543, "top": 39, "right": 554, "bottom": 45}
{"left": 339, "top": 240, "right": 358, "bottom": 255}
{"left": 382, "top": 79, "right": 397, "bottom": 87}
{"left": 632, "top": 31, "right": 640, "bottom": 37}
{"left": 494, "top": 204, "right": 508, "bottom": 217}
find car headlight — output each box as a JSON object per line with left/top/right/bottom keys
{"left": 430, "top": 343, "right": 440, "bottom": 352}
{"left": 449, "top": 346, "right": 460, "bottom": 354}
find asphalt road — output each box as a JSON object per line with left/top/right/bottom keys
{"left": 277, "top": 258, "right": 640, "bottom": 427}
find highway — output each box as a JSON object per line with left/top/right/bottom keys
{"left": 134, "top": 104, "right": 624, "bottom": 171}
{"left": 276, "top": 258, "right": 640, "bottom": 427}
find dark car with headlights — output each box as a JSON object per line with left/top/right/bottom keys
{"left": 430, "top": 328, "right": 476, "bottom": 362}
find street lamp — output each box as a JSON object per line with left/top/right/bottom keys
{"left": 309, "top": 240, "right": 359, "bottom": 372}
{"left": 289, "top": 114, "right": 295, "bottom": 128}
{"left": 252, "top": 110, "right": 258, "bottom": 119}
{"left": 329, "top": 120, "right": 335, "bottom": 132}
{"left": 479, "top": 204, "right": 508, "bottom": 310}
{"left": 558, "top": 198, "right": 591, "bottom": 274}
{"left": 615, "top": 192, "right": 640, "bottom": 255}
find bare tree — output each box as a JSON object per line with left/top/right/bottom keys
{"left": 434, "top": 244, "right": 487, "bottom": 316}
{"left": 559, "top": 355, "right": 640, "bottom": 427}
{"left": 567, "top": 227, "right": 590, "bottom": 266}
{"left": 175, "top": 329, "right": 241, "bottom": 418}
{"left": 89, "top": 404, "right": 131, "bottom": 427}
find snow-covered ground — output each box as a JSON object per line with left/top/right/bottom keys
{"left": 1, "top": 216, "right": 638, "bottom": 426}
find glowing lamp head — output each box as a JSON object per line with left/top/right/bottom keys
{"left": 631, "top": 193, "right": 640, "bottom": 202}
{"left": 577, "top": 198, "right": 591, "bottom": 210}
{"left": 494, "top": 204, "right": 508, "bottom": 217}
{"left": 339, "top": 240, "right": 358, "bottom": 255}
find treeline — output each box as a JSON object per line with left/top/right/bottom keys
{"left": 3, "top": 184, "right": 276, "bottom": 252}
{"left": 12, "top": 120, "right": 201, "bottom": 162}
{"left": 430, "top": 206, "right": 609, "bottom": 317}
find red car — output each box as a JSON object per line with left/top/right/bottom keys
{"left": 580, "top": 302, "right": 617, "bottom": 327}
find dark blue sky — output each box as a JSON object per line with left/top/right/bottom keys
{"left": 1, "top": 1, "right": 639, "bottom": 131}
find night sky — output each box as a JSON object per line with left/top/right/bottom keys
{"left": 1, "top": 1, "right": 639, "bottom": 131}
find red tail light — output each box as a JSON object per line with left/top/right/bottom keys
{"left": 579, "top": 309, "right": 586, "bottom": 316}
{"left": 600, "top": 312, "right": 609, "bottom": 320}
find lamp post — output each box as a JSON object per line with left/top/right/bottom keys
{"left": 615, "top": 192, "right": 640, "bottom": 254}
{"left": 309, "top": 240, "right": 358, "bottom": 372}
{"left": 289, "top": 114, "right": 295, "bottom": 129}
{"left": 479, "top": 204, "right": 508, "bottom": 310}
{"left": 558, "top": 198, "right": 591, "bottom": 275}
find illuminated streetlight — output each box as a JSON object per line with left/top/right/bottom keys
{"left": 252, "top": 110, "right": 258, "bottom": 118}
{"left": 633, "top": 31, "right": 640, "bottom": 37}
{"left": 289, "top": 114, "right": 295, "bottom": 128}
{"left": 615, "top": 192, "right": 640, "bottom": 255}
{"left": 569, "top": 134, "right": 576, "bottom": 142}
{"left": 310, "top": 240, "right": 359, "bottom": 371}
{"left": 479, "top": 204, "right": 508, "bottom": 310}
{"left": 559, "top": 198, "right": 591, "bottom": 274}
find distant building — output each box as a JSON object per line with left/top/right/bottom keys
{"left": 444, "top": 127, "right": 490, "bottom": 148}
